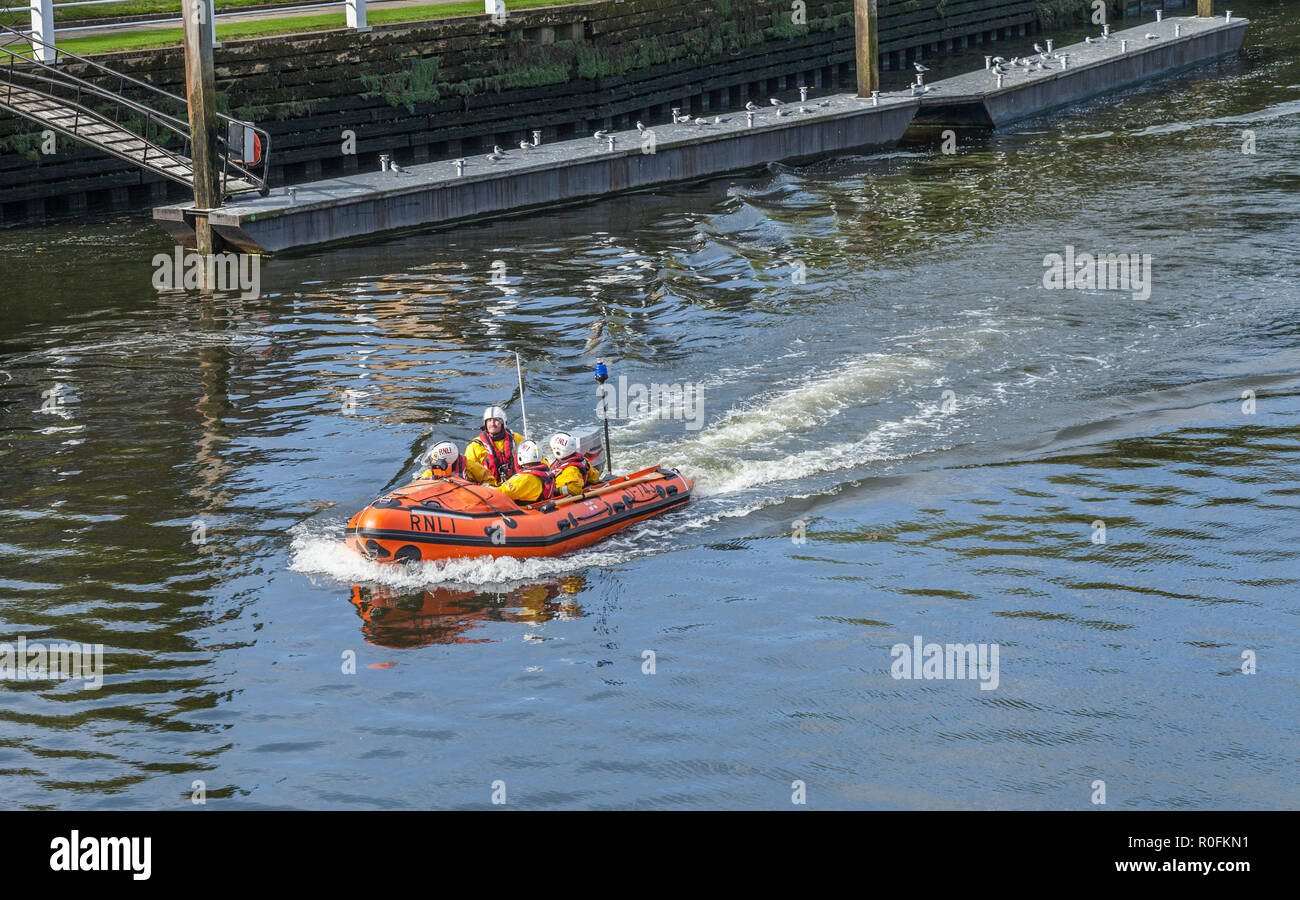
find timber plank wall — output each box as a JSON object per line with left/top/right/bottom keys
{"left": 0, "top": 0, "right": 1044, "bottom": 227}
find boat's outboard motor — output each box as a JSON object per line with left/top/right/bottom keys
{"left": 570, "top": 427, "right": 605, "bottom": 468}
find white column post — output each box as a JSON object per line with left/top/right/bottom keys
{"left": 205, "top": 0, "right": 220, "bottom": 48}
{"left": 30, "top": 0, "right": 56, "bottom": 64}
{"left": 347, "top": 0, "right": 370, "bottom": 32}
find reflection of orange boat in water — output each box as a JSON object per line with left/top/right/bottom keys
{"left": 349, "top": 577, "right": 587, "bottom": 648}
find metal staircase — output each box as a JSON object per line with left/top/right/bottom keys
{"left": 0, "top": 13, "right": 270, "bottom": 198}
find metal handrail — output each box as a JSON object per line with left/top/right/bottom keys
{"left": 2, "top": 51, "right": 192, "bottom": 150}
{"left": 0, "top": 42, "right": 194, "bottom": 168}
{"left": 0, "top": 88, "right": 197, "bottom": 187}
{"left": 1, "top": 20, "right": 190, "bottom": 109}
{"left": 1, "top": 51, "right": 192, "bottom": 138}
{"left": 0, "top": 16, "right": 271, "bottom": 194}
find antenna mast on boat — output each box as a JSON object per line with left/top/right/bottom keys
{"left": 595, "top": 360, "right": 612, "bottom": 475}
{"left": 515, "top": 352, "right": 528, "bottom": 440}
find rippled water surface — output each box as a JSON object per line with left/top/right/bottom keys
{"left": 1, "top": 1, "right": 1297, "bottom": 809}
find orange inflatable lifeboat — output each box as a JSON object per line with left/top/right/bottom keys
{"left": 345, "top": 465, "right": 693, "bottom": 564}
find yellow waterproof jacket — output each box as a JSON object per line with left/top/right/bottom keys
{"left": 464, "top": 430, "right": 525, "bottom": 485}
{"left": 553, "top": 459, "right": 601, "bottom": 497}
{"left": 499, "top": 463, "right": 555, "bottom": 503}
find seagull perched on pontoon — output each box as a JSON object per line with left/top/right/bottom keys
{"left": 713, "top": 115, "right": 730, "bottom": 124}
{"left": 913, "top": 62, "right": 930, "bottom": 73}
{"left": 770, "top": 98, "right": 788, "bottom": 116}
{"left": 1084, "top": 36, "right": 1097, "bottom": 44}
{"left": 488, "top": 145, "right": 507, "bottom": 162}
{"left": 692, "top": 116, "right": 709, "bottom": 127}
{"left": 1145, "top": 32, "right": 1159, "bottom": 39}
{"left": 593, "top": 130, "right": 610, "bottom": 141}
{"left": 745, "top": 101, "right": 760, "bottom": 112}
{"left": 636, "top": 120, "right": 647, "bottom": 134}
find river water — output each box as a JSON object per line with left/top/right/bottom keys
{"left": 1, "top": 1, "right": 1296, "bottom": 810}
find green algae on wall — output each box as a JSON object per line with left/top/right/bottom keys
{"left": 1034, "top": 0, "right": 1096, "bottom": 28}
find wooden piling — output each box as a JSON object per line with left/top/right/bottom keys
{"left": 854, "top": 0, "right": 879, "bottom": 98}
{"left": 181, "top": 0, "right": 221, "bottom": 253}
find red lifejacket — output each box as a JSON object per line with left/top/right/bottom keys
{"left": 475, "top": 429, "right": 517, "bottom": 483}
{"left": 517, "top": 462, "right": 556, "bottom": 502}
{"left": 549, "top": 454, "right": 590, "bottom": 481}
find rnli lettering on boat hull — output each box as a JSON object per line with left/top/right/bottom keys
{"left": 408, "top": 511, "right": 457, "bottom": 535}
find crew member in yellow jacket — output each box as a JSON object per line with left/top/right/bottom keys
{"left": 548, "top": 431, "right": 601, "bottom": 496}
{"left": 498, "top": 441, "right": 556, "bottom": 504}
{"left": 464, "top": 405, "right": 526, "bottom": 486}
{"left": 416, "top": 441, "right": 466, "bottom": 479}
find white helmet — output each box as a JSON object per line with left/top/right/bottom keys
{"left": 549, "top": 431, "right": 576, "bottom": 461}
{"left": 516, "top": 440, "right": 543, "bottom": 466}
{"left": 424, "top": 440, "right": 460, "bottom": 471}
{"left": 482, "top": 405, "right": 508, "bottom": 427}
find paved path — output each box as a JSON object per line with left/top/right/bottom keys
{"left": 22, "top": 0, "right": 502, "bottom": 43}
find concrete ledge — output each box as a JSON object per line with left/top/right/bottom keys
{"left": 915, "top": 16, "right": 1248, "bottom": 127}
{"left": 152, "top": 15, "right": 1249, "bottom": 254}
{"left": 155, "top": 93, "right": 920, "bottom": 253}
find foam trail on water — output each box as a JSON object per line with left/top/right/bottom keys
{"left": 289, "top": 523, "right": 640, "bottom": 589}
{"left": 608, "top": 349, "right": 938, "bottom": 444}
{"left": 611, "top": 351, "right": 950, "bottom": 494}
